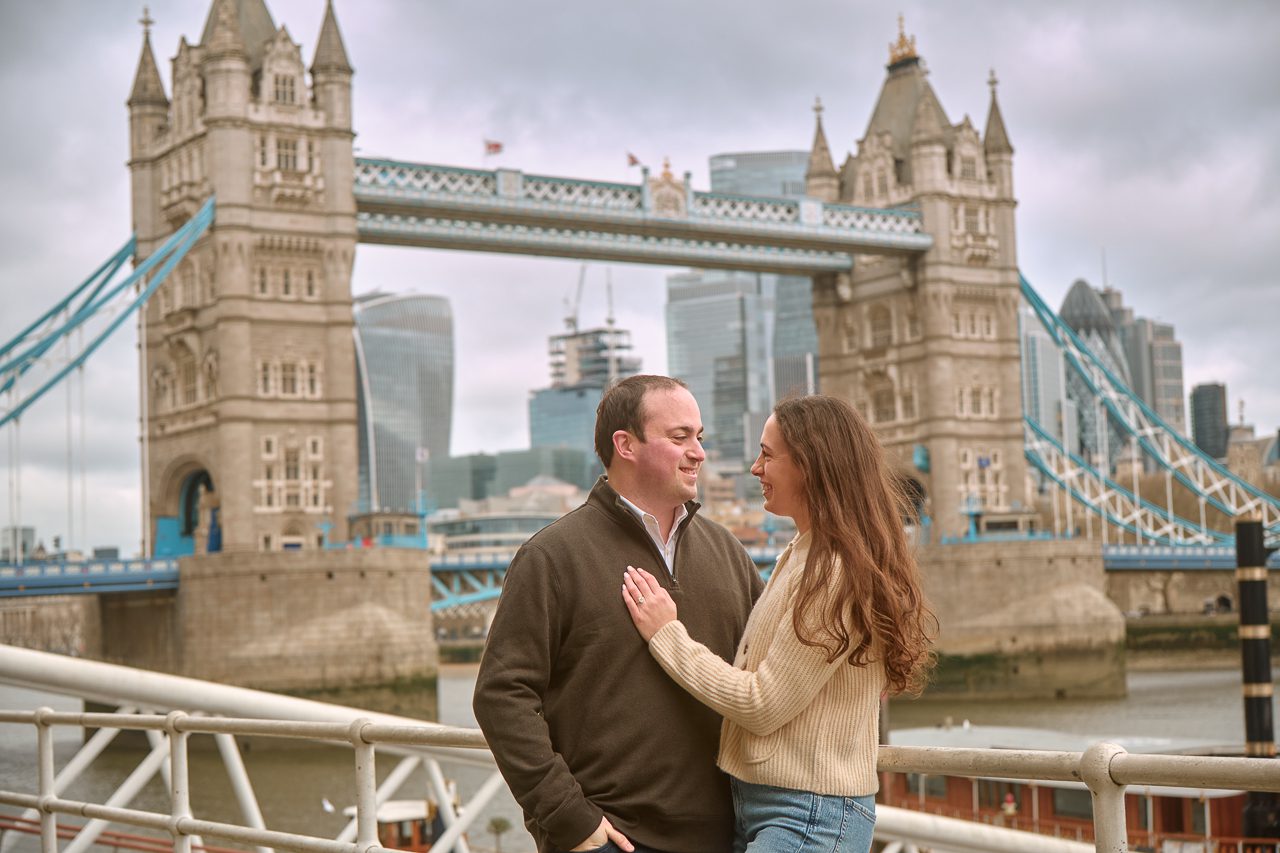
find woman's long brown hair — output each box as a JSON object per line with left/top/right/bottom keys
{"left": 773, "top": 395, "right": 936, "bottom": 695}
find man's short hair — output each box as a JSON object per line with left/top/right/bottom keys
{"left": 594, "top": 375, "right": 688, "bottom": 469}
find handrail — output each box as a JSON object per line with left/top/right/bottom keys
{"left": 2, "top": 708, "right": 1278, "bottom": 853}
{"left": 3, "top": 648, "right": 1277, "bottom": 853}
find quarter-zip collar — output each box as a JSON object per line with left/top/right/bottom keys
{"left": 587, "top": 476, "right": 701, "bottom": 581}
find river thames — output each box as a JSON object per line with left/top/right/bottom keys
{"left": 0, "top": 664, "right": 1270, "bottom": 852}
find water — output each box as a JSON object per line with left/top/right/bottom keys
{"left": 0, "top": 665, "right": 1261, "bottom": 853}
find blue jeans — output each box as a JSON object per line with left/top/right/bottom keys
{"left": 731, "top": 778, "right": 876, "bottom": 853}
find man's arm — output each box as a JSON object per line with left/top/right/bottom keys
{"left": 472, "top": 543, "right": 604, "bottom": 849}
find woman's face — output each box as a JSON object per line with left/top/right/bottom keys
{"left": 750, "top": 415, "right": 808, "bottom": 526}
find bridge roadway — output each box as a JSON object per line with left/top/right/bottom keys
{"left": 352, "top": 157, "right": 932, "bottom": 274}
{"left": 1, "top": 544, "right": 1275, "bottom": 609}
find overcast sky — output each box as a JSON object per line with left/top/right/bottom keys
{"left": 1, "top": 0, "right": 1277, "bottom": 555}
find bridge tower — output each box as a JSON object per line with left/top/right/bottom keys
{"left": 128, "top": 0, "right": 359, "bottom": 554}
{"left": 806, "top": 20, "right": 1029, "bottom": 538}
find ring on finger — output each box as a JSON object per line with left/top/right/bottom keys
{"left": 636, "top": 594, "right": 646, "bottom": 605}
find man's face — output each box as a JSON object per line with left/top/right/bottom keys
{"left": 629, "top": 387, "right": 706, "bottom": 509}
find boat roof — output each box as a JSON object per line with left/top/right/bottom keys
{"left": 888, "top": 724, "right": 1244, "bottom": 800}
{"left": 890, "top": 724, "right": 1235, "bottom": 756}
{"left": 341, "top": 800, "right": 435, "bottom": 822}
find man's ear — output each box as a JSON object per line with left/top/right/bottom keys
{"left": 612, "top": 429, "right": 637, "bottom": 462}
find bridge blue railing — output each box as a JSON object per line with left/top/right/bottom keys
{"left": 0, "top": 558, "right": 180, "bottom": 597}
{"left": 0, "top": 542, "right": 1272, "bottom": 604}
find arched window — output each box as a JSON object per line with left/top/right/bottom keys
{"left": 869, "top": 305, "right": 893, "bottom": 348}
{"left": 173, "top": 344, "right": 197, "bottom": 406}
{"left": 872, "top": 387, "right": 896, "bottom": 424}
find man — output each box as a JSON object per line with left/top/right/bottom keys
{"left": 474, "top": 375, "right": 763, "bottom": 853}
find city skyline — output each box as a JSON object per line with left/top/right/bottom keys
{"left": 1, "top": 0, "right": 1278, "bottom": 553}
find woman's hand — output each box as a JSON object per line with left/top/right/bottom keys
{"left": 622, "top": 566, "right": 677, "bottom": 642}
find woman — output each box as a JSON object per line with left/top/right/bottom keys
{"left": 622, "top": 394, "right": 935, "bottom": 853}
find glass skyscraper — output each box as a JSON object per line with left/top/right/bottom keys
{"left": 665, "top": 150, "right": 817, "bottom": 463}
{"left": 666, "top": 271, "right": 775, "bottom": 462}
{"left": 1190, "top": 382, "right": 1229, "bottom": 459}
{"left": 353, "top": 292, "right": 454, "bottom": 512}
{"left": 528, "top": 321, "right": 640, "bottom": 459}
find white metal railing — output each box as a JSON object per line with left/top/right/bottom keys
{"left": 3, "top": 647, "right": 1279, "bottom": 853}
{"left": 5, "top": 709, "right": 1280, "bottom": 853}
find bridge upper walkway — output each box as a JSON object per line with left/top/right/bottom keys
{"left": 352, "top": 157, "right": 932, "bottom": 273}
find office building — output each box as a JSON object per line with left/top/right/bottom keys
{"left": 666, "top": 150, "right": 817, "bottom": 462}
{"left": 1, "top": 526, "right": 36, "bottom": 564}
{"left": 1190, "top": 382, "right": 1229, "bottom": 459}
{"left": 529, "top": 320, "right": 640, "bottom": 458}
{"left": 1058, "top": 280, "right": 1135, "bottom": 468}
{"left": 1020, "top": 301, "right": 1078, "bottom": 452}
{"left": 353, "top": 292, "right": 454, "bottom": 513}
{"left": 667, "top": 270, "right": 775, "bottom": 462}
{"left": 1098, "top": 288, "right": 1186, "bottom": 433}
{"left": 427, "top": 447, "right": 596, "bottom": 509}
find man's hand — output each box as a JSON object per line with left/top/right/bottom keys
{"left": 570, "top": 816, "right": 634, "bottom": 852}
{"left": 623, "top": 566, "right": 677, "bottom": 642}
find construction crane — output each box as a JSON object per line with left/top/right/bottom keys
{"left": 563, "top": 263, "right": 587, "bottom": 333}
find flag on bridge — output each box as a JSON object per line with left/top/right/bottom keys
{"left": 484, "top": 139, "right": 504, "bottom": 156}
{"left": 626, "top": 151, "right": 641, "bottom": 167}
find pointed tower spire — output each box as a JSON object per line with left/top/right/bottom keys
{"left": 204, "top": 0, "right": 247, "bottom": 57}
{"left": 129, "top": 8, "right": 169, "bottom": 107}
{"left": 311, "top": 0, "right": 353, "bottom": 74}
{"left": 984, "top": 69, "right": 1013, "bottom": 155}
{"left": 806, "top": 97, "right": 838, "bottom": 202}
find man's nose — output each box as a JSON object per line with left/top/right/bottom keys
{"left": 689, "top": 442, "right": 706, "bottom": 462}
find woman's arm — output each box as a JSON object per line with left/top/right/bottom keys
{"left": 623, "top": 566, "right": 846, "bottom": 737}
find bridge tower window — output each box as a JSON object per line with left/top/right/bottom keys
{"left": 284, "top": 449, "right": 300, "bottom": 481}
{"left": 276, "top": 138, "right": 298, "bottom": 172}
{"left": 175, "top": 346, "right": 198, "bottom": 406}
{"left": 869, "top": 305, "right": 893, "bottom": 348}
{"left": 273, "top": 74, "right": 296, "bottom": 105}
{"left": 872, "top": 387, "right": 896, "bottom": 424}
{"left": 280, "top": 363, "right": 298, "bottom": 396}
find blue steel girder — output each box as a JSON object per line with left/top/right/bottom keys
{"left": 352, "top": 158, "right": 932, "bottom": 272}
{"left": 1020, "top": 274, "right": 1280, "bottom": 545}
{"left": 1023, "top": 417, "right": 1229, "bottom": 546}
{"left": 429, "top": 548, "right": 784, "bottom": 612}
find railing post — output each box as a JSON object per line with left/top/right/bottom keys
{"left": 34, "top": 707, "right": 56, "bottom": 853}
{"left": 1080, "top": 741, "right": 1128, "bottom": 852}
{"left": 349, "top": 718, "right": 379, "bottom": 852}
{"left": 166, "top": 711, "right": 193, "bottom": 853}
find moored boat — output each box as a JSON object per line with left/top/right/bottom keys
{"left": 882, "top": 724, "right": 1276, "bottom": 851}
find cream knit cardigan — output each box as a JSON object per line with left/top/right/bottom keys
{"left": 647, "top": 532, "right": 885, "bottom": 797}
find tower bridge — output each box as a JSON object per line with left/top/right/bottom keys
{"left": 2, "top": 0, "right": 1278, "bottom": 698}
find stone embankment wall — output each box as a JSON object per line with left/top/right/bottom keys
{"left": 98, "top": 549, "right": 438, "bottom": 693}
{"left": 918, "top": 539, "right": 1126, "bottom": 700}
{"left": 0, "top": 595, "right": 101, "bottom": 658}
{"left": 1106, "top": 569, "right": 1280, "bottom": 616}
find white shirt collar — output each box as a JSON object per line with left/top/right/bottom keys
{"left": 616, "top": 493, "right": 687, "bottom": 577}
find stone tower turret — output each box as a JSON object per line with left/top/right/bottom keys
{"left": 131, "top": 0, "right": 359, "bottom": 555}
{"left": 811, "top": 19, "right": 1030, "bottom": 538}
{"left": 805, "top": 97, "right": 838, "bottom": 202}
{"left": 128, "top": 12, "right": 169, "bottom": 243}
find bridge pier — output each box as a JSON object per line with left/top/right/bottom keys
{"left": 919, "top": 539, "right": 1128, "bottom": 699}
{"left": 97, "top": 550, "right": 437, "bottom": 705}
